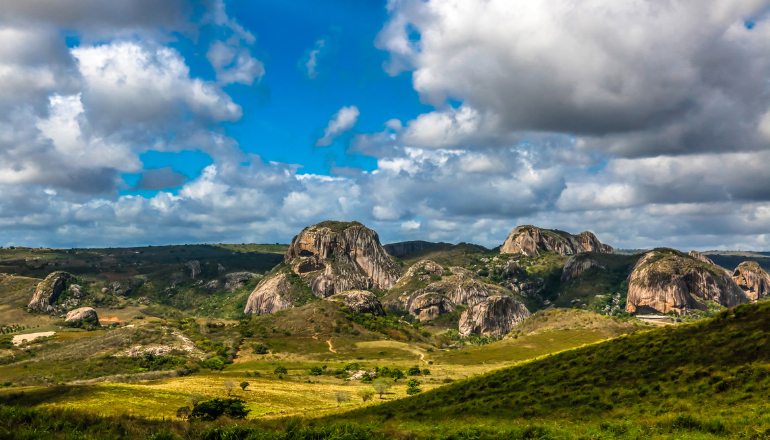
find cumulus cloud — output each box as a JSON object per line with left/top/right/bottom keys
{"left": 302, "top": 39, "right": 326, "bottom": 79}
{"left": 134, "top": 167, "right": 187, "bottom": 190}
{"left": 316, "top": 106, "right": 360, "bottom": 146}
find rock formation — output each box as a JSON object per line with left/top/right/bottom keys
{"left": 459, "top": 296, "right": 530, "bottom": 336}
{"left": 688, "top": 251, "right": 716, "bottom": 266}
{"left": 223, "top": 272, "right": 258, "bottom": 292}
{"left": 329, "top": 290, "right": 385, "bottom": 316}
{"left": 625, "top": 249, "right": 748, "bottom": 314}
{"left": 561, "top": 254, "right": 606, "bottom": 282}
{"left": 733, "top": 261, "right": 770, "bottom": 301}
{"left": 284, "top": 221, "right": 402, "bottom": 298}
{"left": 65, "top": 307, "right": 99, "bottom": 325}
{"left": 500, "top": 225, "right": 614, "bottom": 257}
{"left": 383, "top": 241, "right": 435, "bottom": 258}
{"left": 28, "top": 271, "right": 74, "bottom": 312}
{"left": 243, "top": 274, "right": 294, "bottom": 315}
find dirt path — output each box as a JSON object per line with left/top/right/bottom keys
{"left": 326, "top": 339, "right": 337, "bottom": 353}
{"left": 419, "top": 353, "right": 429, "bottom": 365}
{"left": 311, "top": 333, "right": 318, "bottom": 340}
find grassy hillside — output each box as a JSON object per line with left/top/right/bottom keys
{"left": 397, "top": 242, "right": 491, "bottom": 267}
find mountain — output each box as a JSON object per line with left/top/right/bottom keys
{"left": 500, "top": 225, "right": 614, "bottom": 257}
{"left": 733, "top": 261, "right": 770, "bottom": 301}
{"left": 625, "top": 248, "right": 748, "bottom": 314}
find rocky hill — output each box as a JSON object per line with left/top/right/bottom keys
{"left": 383, "top": 240, "right": 437, "bottom": 258}
{"left": 626, "top": 248, "right": 748, "bottom": 314}
{"left": 733, "top": 261, "right": 770, "bottom": 301}
{"left": 500, "top": 225, "right": 614, "bottom": 257}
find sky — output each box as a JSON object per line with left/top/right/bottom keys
{"left": 1, "top": 0, "right": 770, "bottom": 251}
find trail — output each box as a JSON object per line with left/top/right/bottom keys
{"left": 326, "top": 339, "right": 337, "bottom": 353}
{"left": 419, "top": 353, "right": 429, "bottom": 365}
{"left": 311, "top": 333, "right": 318, "bottom": 340}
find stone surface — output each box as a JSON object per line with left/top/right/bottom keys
{"left": 243, "top": 274, "right": 294, "bottom": 315}
{"left": 459, "top": 296, "right": 530, "bottom": 336}
{"left": 688, "top": 251, "right": 716, "bottom": 266}
{"left": 383, "top": 240, "right": 435, "bottom": 257}
{"left": 28, "top": 271, "right": 74, "bottom": 312}
{"left": 284, "top": 221, "right": 402, "bottom": 298}
{"left": 65, "top": 307, "right": 99, "bottom": 324}
{"left": 329, "top": 290, "right": 385, "bottom": 316}
{"left": 561, "top": 254, "right": 606, "bottom": 282}
{"left": 733, "top": 261, "right": 770, "bottom": 301}
{"left": 500, "top": 225, "right": 614, "bottom": 257}
{"left": 223, "top": 272, "right": 258, "bottom": 292}
{"left": 625, "top": 249, "right": 748, "bottom": 314}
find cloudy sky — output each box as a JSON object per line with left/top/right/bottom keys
{"left": 1, "top": 0, "right": 770, "bottom": 251}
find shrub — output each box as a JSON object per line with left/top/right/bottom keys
{"left": 189, "top": 398, "right": 250, "bottom": 421}
{"left": 252, "top": 344, "right": 268, "bottom": 355}
{"left": 422, "top": 369, "right": 431, "bottom": 375}
{"left": 274, "top": 366, "right": 288, "bottom": 375}
{"left": 373, "top": 378, "right": 393, "bottom": 398}
{"left": 309, "top": 366, "right": 323, "bottom": 376}
{"left": 239, "top": 381, "right": 249, "bottom": 391}
{"left": 358, "top": 389, "right": 375, "bottom": 402}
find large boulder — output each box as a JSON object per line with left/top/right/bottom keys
{"left": 223, "top": 272, "right": 258, "bottom": 292}
{"left": 733, "top": 261, "right": 770, "bottom": 301}
{"left": 243, "top": 274, "right": 294, "bottom": 315}
{"left": 500, "top": 225, "right": 614, "bottom": 257}
{"left": 561, "top": 254, "right": 606, "bottom": 282}
{"left": 625, "top": 249, "right": 748, "bottom": 314}
{"left": 65, "top": 307, "right": 99, "bottom": 325}
{"left": 284, "top": 221, "right": 402, "bottom": 298}
{"left": 28, "top": 271, "right": 74, "bottom": 312}
{"left": 329, "top": 290, "right": 385, "bottom": 316}
{"left": 459, "top": 296, "right": 530, "bottom": 336}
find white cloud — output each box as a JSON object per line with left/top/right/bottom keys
{"left": 401, "top": 220, "right": 420, "bottom": 230}
{"left": 304, "top": 39, "right": 325, "bottom": 79}
{"left": 207, "top": 40, "right": 264, "bottom": 86}
{"left": 316, "top": 105, "right": 360, "bottom": 146}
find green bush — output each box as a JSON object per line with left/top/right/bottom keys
{"left": 309, "top": 366, "right": 323, "bottom": 376}
{"left": 189, "top": 398, "right": 250, "bottom": 421}
{"left": 252, "top": 344, "right": 268, "bottom": 354}
{"left": 274, "top": 366, "right": 288, "bottom": 375}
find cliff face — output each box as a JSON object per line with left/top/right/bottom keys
{"left": 383, "top": 240, "right": 435, "bottom": 258}
{"left": 459, "top": 296, "right": 531, "bottom": 337}
{"left": 733, "top": 261, "right": 770, "bottom": 301}
{"left": 500, "top": 225, "right": 614, "bottom": 257}
{"left": 625, "top": 249, "right": 748, "bottom": 314}
{"left": 285, "top": 221, "right": 402, "bottom": 298}
{"left": 329, "top": 290, "right": 385, "bottom": 316}
{"left": 28, "top": 271, "right": 74, "bottom": 312}
{"left": 688, "top": 251, "right": 716, "bottom": 266}
{"left": 243, "top": 274, "right": 294, "bottom": 315}
{"left": 561, "top": 254, "right": 606, "bottom": 282}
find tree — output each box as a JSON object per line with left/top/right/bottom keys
{"left": 309, "top": 366, "right": 323, "bottom": 376}
{"left": 274, "top": 366, "right": 288, "bottom": 375}
{"left": 189, "top": 398, "right": 250, "bottom": 421}
{"left": 335, "top": 391, "right": 350, "bottom": 405}
{"left": 373, "top": 378, "right": 393, "bottom": 399}
{"left": 407, "top": 365, "right": 422, "bottom": 376}
{"left": 223, "top": 380, "right": 236, "bottom": 396}
{"left": 390, "top": 368, "right": 406, "bottom": 381}
{"left": 176, "top": 406, "right": 191, "bottom": 420}
{"left": 422, "top": 369, "right": 431, "bottom": 375}
{"left": 239, "top": 381, "right": 249, "bottom": 391}
{"left": 357, "top": 389, "right": 375, "bottom": 402}
{"left": 407, "top": 378, "right": 422, "bottom": 395}
{"left": 252, "top": 344, "right": 268, "bottom": 354}
{"left": 187, "top": 394, "right": 204, "bottom": 407}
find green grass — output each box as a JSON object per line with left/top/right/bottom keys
{"left": 398, "top": 243, "right": 490, "bottom": 267}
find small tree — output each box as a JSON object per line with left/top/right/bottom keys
{"left": 252, "top": 344, "right": 268, "bottom": 354}
{"left": 309, "top": 366, "right": 323, "bottom": 376}
{"left": 187, "top": 394, "right": 205, "bottom": 407}
{"left": 373, "top": 378, "right": 393, "bottom": 399}
{"left": 239, "top": 381, "right": 249, "bottom": 391}
{"left": 357, "top": 389, "right": 375, "bottom": 402}
{"left": 274, "top": 365, "right": 288, "bottom": 375}
{"left": 190, "top": 398, "right": 250, "bottom": 421}
{"left": 335, "top": 391, "right": 350, "bottom": 405}
{"left": 390, "top": 368, "right": 406, "bottom": 381}
{"left": 176, "top": 406, "right": 191, "bottom": 420}
{"left": 224, "top": 380, "right": 236, "bottom": 396}
{"left": 407, "top": 365, "right": 422, "bottom": 376}
{"left": 406, "top": 378, "right": 422, "bottom": 395}
{"left": 421, "top": 369, "right": 430, "bottom": 375}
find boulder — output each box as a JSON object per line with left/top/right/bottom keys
{"left": 733, "top": 261, "right": 770, "bottom": 301}
{"left": 459, "top": 296, "right": 530, "bottom": 336}
{"left": 243, "top": 274, "right": 294, "bottom": 315}
{"left": 28, "top": 271, "right": 74, "bottom": 312}
{"left": 500, "top": 225, "right": 614, "bottom": 257}
{"left": 383, "top": 240, "right": 435, "bottom": 257}
{"left": 65, "top": 307, "right": 99, "bottom": 325}
{"left": 625, "top": 249, "right": 748, "bottom": 314}
{"left": 223, "top": 272, "right": 258, "bottom": 292}
{"left": 284, "top": 221, "right": 402, "bottom": 298}
{"left": 329, "top": 290, "right": 385, "bottom": 316}
{"left": 561, "top": 254, "right": 606, "bottom": 282}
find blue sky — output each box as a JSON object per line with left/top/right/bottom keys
{"left": 1, "top": 0, "right": 770, "bottom": 251}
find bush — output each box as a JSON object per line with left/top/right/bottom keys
{"left": 201, "top": 356, "right": 225, "bottom": 371}
{"left": 422, "top": 369, "right": 430, "bottom": 375}
{"left": 189, "top": 398, "right": 250, "bottom": 421}
{"left": 309, "top": 366, "right": 323, "bottom": 376}
{"left": 407, "top": 365, "right": 422, "bottom": 376}
{"left": 239, "top": 381, "right": 249, "bottom": 391}
{"left": 274, "top": 366, "right": 288, "bottom": 375}
{"left": 252, "top": 344, "right": 268, "bottom": 354}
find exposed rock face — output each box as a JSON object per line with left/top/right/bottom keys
{"left": 65, "top": 307, "right": 99, "bottom": 324}
{"left": 689, "top": 251, "right": 716, "bottom": 266}
{"left": 68, "top": 284, "right": 83, "bottom": 298}
{"left": 383, "top": 241, "right": 435, "bottom": 258}
{"left": 500, "top": 225, "right": 614, "bottom": 257}
{"left": 459, "top": 296, "right": 530, "bottom": 336}
{"left": 284, "top": 221, "right": 402, "bottom": 298}
{"left": 561, "top": 254, "right": 606, "bottom": 282}
{"left": 186, "top": 260, "right": 201, "bottom": 279}
{"left": 626, "top": 249, "right": 748, "bottom": 314}
{"left": 329, "top": 290, "right": 385, "bottom": 316}
{"left": 243, "top": 274, "right": 294, "bottom": 315}
{"left": 733, "top": 261, "right": 770, "bottom": 301}
{"left": 223, "top": 272, "right": 258, "bottom": 292}
{"left": 28, "top": 271, "right": 74, "bottom": 312}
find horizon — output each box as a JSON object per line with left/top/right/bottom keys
{"left": 1, "top": 1, "right": 770, "bottom": 251}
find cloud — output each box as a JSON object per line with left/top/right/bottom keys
{"left": 303, "top": 39, "right": 325, "bottom": 79}
{"left": 316, "top": 106, "right": 360, "bottom": 146}
{"left": 134, "top": 167, "right": 187, "bottom": 190}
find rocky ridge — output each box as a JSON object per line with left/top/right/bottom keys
{"left": 500, "top": 225, "right": 614, "bottom": 257}
{"left": 625, "top": 249, "right": 748, "bottom": 314}
{"left": 733, "top": 261, "right": 770, "bottom": 301}
{"left": 561, "top": 254, "right": 606, "bottom": 282}
{"left": 243, "top": 273, "right": 294, "bottom": 315}
{"left": 28, "top": 271, "right": 74, "bottom": 313}
{"left": 459, "top": 296, "right": 530, "bottom": 337}
{"left": 383, "top": 241, "right": 435, "bottom": 258}
{"left": 329, "top": 290, "right": 385, "bottom": 316}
